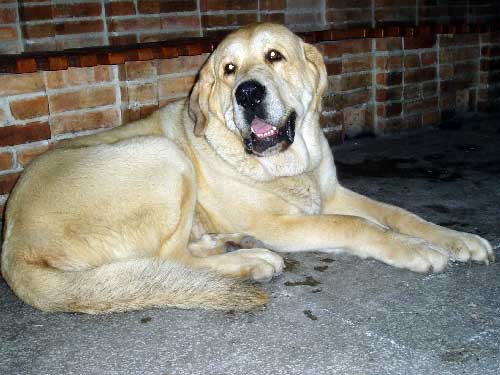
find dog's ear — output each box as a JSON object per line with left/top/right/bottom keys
{"left": 303, "top": 42, "right": 328, "bottom": 102}
{"left": 189, "top": 56, "right": 215, "bottom": 136}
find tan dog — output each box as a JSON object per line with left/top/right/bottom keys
{"left": 1, "top": 23, "right": 494, "bottom": 314}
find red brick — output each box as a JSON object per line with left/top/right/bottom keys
{"left": 157, "top": 54, "right": 209, "bottom": 75}
{"left": 422, "top": 81, "right": 437, "bottom": 98}
{"left": 0, "top": 121, "right": 51, "bottom": 147}
{"left": 376, "top": 87, "right": 402, "bottom": 102}
{"left": 0, "top": 73, "right": 44, "bottom": 96}
{"left": 378, "top": 113, "right": 422, "bottom": 134}
{"left": 125, "top": 61, "right": 157, "bottom": 80}
{"left": 94, "top": 66, "right": 113, "bottom": 83}
{"left": 439, "top": 34, "right": 479, "bottom": 47}
{"left": 404, "top": 97, "right": 438, "bottom": 115}
{"left": 260, "top": 12, "right": 285, "bottom": 23}
{"left": 49, "top": 86, "right": 116, "bottom": 113}
{"left": 16, "top": 142, "right": 52, "bottom": 167}
{"left": 404, "top": 36, "right": 436, "bottom": 50}
{"left": 56, "top": 20, "right": 104, "bottom": 35}
{"left": 138, "top": 0, "right": 197, "bottom": 13}
{"left": 45, "top": 66, "right": 113, "bottom": 89}
{"left": 125, "top": 104, "right": 159, "bottom": 122}
{"left": 342, "top": 56, "right": 371, "bottom": 73}
{"left": 0, "top": 172, "right": 20, "bottom": 195}
{"left": 454, "top": 61, "right": 478, "bottom": 76}
{"left": 0, "top": 108, "right": 6, "bottom": 126}
{"left": 320, "top": 111, "right": 343, "bottom": 128}
{"left": 127, "top": 82, "right": 158, "bottom": 103}
{"left": 404, "top": 67, "right": 435, "bottom": 83}
{"left": 9, "top": 96, "right": 49, "bottom": 120}
{"left": 22, "top": 23, "right": 55, "bottom": 39}
{"left": 50, "top": 108, "right": 120, "bottom": 135}
{"left": 340, "top": 73, "right": 371, "bottom": 91}
{"left": 53, "top": 3, "right": 102, "bottom": 18}
{"left": 260, "top": 0, "right": 285, "bottom": 10}
{"left": 378, "top": 102, "right": 402, "bottom": 117}
{"left": 160, "top": 0, "right": 197, "bottom": 12}
{"left": 108, "top": 17, "right": 161, "bottom": 32}
{"left": 376, "top": 37, "right": 402, "bottom": 51}
{"left": 110, "top": 34, "right": 138, "bottom": 46}
{"left": 201, "top": 13, "right": 257, "bottom": 28}
{"left": 322, "top": 39, "right": 372, "bottom": 58}
{"left": 139, "top": 29, "right": 200, "bottom": 43}
{"left": 58, "top": 36, "right": 106, "bottom": 51}
{"left": 325, "top": 60, "right": 342, "bottom": 75}
{"left": 160, "top": 15, "right": 200, "bottom": 30}
{"left": 0, "top": 152, "right": 13, "bottom": 171}
{"left": 343, "top": 106, "right": 368, "bottom": 135}
{"left": 376, "top": 55, "right": 403, "bottom": 70}
{"left": 0, "top": 26, "right": 17, "bottom": 41}
{"left": 376, "top": 71, "right": 402, "bottom": 86}
{"left": 403, "top": 84, "right": 421, "bottom": 100}
{"left": 421, "top": 51, "right": 437, "bottom": 66}
{"left": 19, "top": 5, "right": 53, "bottom": 21}
{"left": 328, "top": 0, "right": 371, "bottom": 7}
{"left": 404, "top": 54, "right": 420, "bottom": 69}
{"left": 453, "top": 47, "right": 480, "bottom": 62}
{"left": 158, "top": 75, "right": 196, "bottom": 98}
{"left": 137, "top": 0, "right": 160, "bottom": 13}
{"left": 105, "top": 1, "right": 136, "bottom": 16}
{"left": 326, "top": 8, "right": 372, "bottom": 25}
{"left": 0, "top": 7, "right": 16, "bottom": 23}
{"left": 201, "top": 0, "right": 258, "bottom": 11}
{"left": 377, "top": 6, "right": 415, "bottom": 23}
{"left": 286, "top": 12, "right": 323, "bottom": 26}
{"left": 323, "top": 89, "right": 371, "bottom": 110}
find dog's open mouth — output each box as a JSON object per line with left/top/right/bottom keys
{"left": 243, "top": 111, "right": 296, "bottom": 156}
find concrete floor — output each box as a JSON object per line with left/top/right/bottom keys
{"left": 1, "top": 114, "right": 499, "bottom": 375}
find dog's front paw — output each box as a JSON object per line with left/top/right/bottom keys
{"left": 386, "top": 234, "right": 449, "bottom": 273}
{"left": 438, "top": 230, "right": 495, "bottom": 264}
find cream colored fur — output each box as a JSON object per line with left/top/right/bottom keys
{"left": 1, "top": 23, "right": 494, "bottom": 314}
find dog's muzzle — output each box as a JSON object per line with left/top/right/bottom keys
{"left": 235, "top": 80, "right": 296, "bottom": 156}
{"left": 243, "top": 111, "right": 296, "bottom": 156}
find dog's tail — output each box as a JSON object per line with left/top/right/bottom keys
{"left": 3, "top": 258, "right": 268, "bottom": 313}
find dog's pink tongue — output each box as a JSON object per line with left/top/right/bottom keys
{"left": 251, "top": 118, "right": 273, "bottom": 135}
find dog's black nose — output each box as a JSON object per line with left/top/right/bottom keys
{"left": 235, "top": 80, "right": 266, "bottom": 110}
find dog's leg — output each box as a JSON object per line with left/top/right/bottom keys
{"left": 246, "top": 213, "right": 454, "bottom": 273}
{"left": 324, "top": 185, "right": 494, "bottom": 264}
{"left": 185, "top": 247, "right": 284, "bottom": 282}
{"left": 188, "top": 234, "right": 263, "bottom": 257}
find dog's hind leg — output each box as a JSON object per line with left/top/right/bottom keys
{"left": 188, "top": 234, "right": 264, "bottom": 257}
{"left": 184, "top": 246, "right": 284, "bottom": 283}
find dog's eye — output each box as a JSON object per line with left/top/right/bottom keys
{"left": 224, "top": 63, "right": 237, "bottom": 75}
{"left": 266, "top": 49, "right": 284, "bottom": 63}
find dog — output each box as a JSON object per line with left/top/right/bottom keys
{"left": 1, "top": 23, "right": 494, "bottom": 313}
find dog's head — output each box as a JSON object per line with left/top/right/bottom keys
{"left": 189, "top": 23, "right": 327, "bottom": 180}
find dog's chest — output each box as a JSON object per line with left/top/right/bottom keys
{"left": 259, "top": 173, "right": 322, "bottom": 215}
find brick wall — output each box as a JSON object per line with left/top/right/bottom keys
{"left": 1, "top": 1, "right": 500, "bottom": 215}
{"left": 2, "top": 28, "right": 500, "bottom": 215}
{"left": 2, "top": 1, "right": 500, "bottom": 54}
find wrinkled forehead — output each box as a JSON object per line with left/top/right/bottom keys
{"left": 215, "top": 25, "right": 303, "bottom": 60}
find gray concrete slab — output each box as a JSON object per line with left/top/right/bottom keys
{"left": 1, "top": 114, "right": 499, "bottom": 375}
